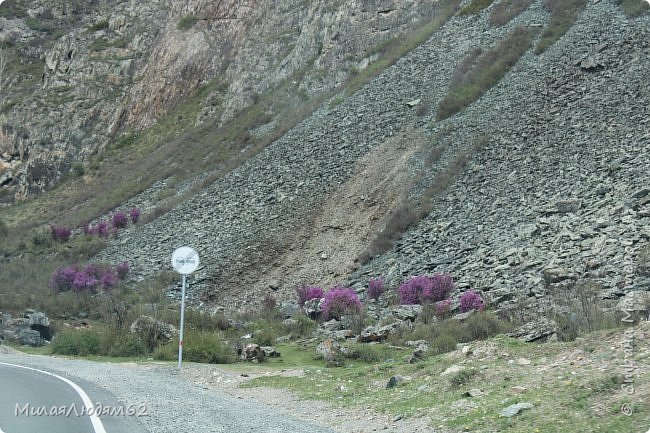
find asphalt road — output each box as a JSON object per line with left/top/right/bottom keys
{"left": 0, "top": 362, "right": 148, "bottom": 433}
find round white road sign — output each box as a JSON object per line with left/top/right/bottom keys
{"left": 171, "top": 247, "right": 200, "bottom": 275}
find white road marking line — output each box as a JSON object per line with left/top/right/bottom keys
{"left": 0, "top": 362, "right": 107, "bottom": 433}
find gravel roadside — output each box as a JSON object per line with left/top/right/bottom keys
{"left": 0, "top": 349, "right": 340, "bottom": 433}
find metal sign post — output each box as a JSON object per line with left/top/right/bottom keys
{"left": 171, "top": 246, "right": 200, "bottom": 370}
{"left": 178, "top": 273, "right": 187, "bottom": 370}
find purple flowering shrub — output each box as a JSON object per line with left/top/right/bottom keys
{"left": 95, "top": 221, "right": 110, "bottom": 238}
{"left": 112, "top": 212, "right": 129, "bottom": 229}
{"left": 321, "top": 287, "right": 362, "bottom": 321}
{"left": 295, "top": 285, "right": 324, "bottom": 306}
{"left": 398, "top": 274, "right": 454, "bottom": 305}
{"left": 49, "top": 266, "right": 78, "bottom": 292}
{"left": 367, "top": 277, "right": 385, "bottom": 301}
{"left": 129, "top": 208, "right": 141, "bottom": 224}
{"left": 115, "top": 261, "right": 129, "bottom": 279}
{"left": 50, "top": 262, "right": 130, "bottom": 294}
{"left": 50, "top": 225, "right": 72, "bottom": 243}
{"left": 459, "top": 290, "right": 485, "bottom": 312}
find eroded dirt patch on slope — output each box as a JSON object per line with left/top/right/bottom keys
{"left": 240, "top": 127, "right": 425, "bottom": 304}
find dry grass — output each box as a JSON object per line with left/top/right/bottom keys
{"left": 459, "top": 0, "right": 496, "bottom": 16}
{"left": 614, "top": 0, "right": 650, "bottom": 18}
{"left": 344, "top": 0, "right": 461, "bottom": 96}
{"left": 489, "top": 0, "right": 534, "bottom": 27}
{"left": 437, "top": 26, "right": 536, "bottom": 120}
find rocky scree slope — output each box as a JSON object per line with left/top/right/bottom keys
{"left": 97, "top": 0, "right": 650, "bottom": 312}
{"left": 0, "top": 0, "right": 443, "bottom": 199}
{"left": 346, "top": 1, "right": 650, "bottom": 315}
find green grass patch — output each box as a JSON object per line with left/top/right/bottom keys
{"left": 51, "top": 329, "right": 103, "bottom": 356}
{"left": 459, "top": 0, "right": 496, "bottom": 16}
{"left": 535, "top": 0, "right": 587, "bottom": 54}
{"left": 244, "top": 327, "right": 650, "bottom": 432}
{"left": 328, "top": 96, "right": 345, "bottom": 109}
{"left": 615, "top": 0, "right": 650, "bottom": 17}
{"left": 177, "top": 15, "right": 199, "bottom": 31}
{"left": 87, "top": 20, "right": 109, "bottom": 32}
{"left": 154, "top": 330, "right": 237, "bottom": 364}
{"left": 437, "top": 26, "right": 535, "bottom": 120}
{"left": 0, "top": 0, "right": 27, "bottom": 18}
{"left": 89, "top": 38, "right": 127, "bottom": 51}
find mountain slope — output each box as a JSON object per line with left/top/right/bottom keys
{"left": 0, "top": 0, "right": 446, "bottom": 199}
{"left": 92, "top": 0, "right": 649, "bottom": 311}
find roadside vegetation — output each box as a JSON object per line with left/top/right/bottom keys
{"left": 243, "top": 326, "right": 648, "bottom": 433}
{"left": 5, "top": 263, "right": 643, "bottom": 432}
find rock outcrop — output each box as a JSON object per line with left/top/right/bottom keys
{"left": 0, "top": 0, "right": 444, "bottom": 199}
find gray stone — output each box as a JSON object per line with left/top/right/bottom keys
{"left": 303, "top": 298, "right": 324, "bottom": 320}
{"left": 543, "top": 267, "right": 577, "bottom": 285}
{"left": 129, "top": 316, "right": 178, "bottom": 345}
{"left": 391, "top": 305, "right": 423, "bottom": 322}
{"left": 0, "top": 312, "right": 51, "bottom": 347}
{"left": 386, "top": 375, "right": 406, "bottom": 389}
{"left": 316, "top": 338, "right": 342, "bottom": 364}
{"left": 616, "top": 291, "right": 650, "bottom": 319}
{"left": 508, "top": 318, "right": 558, "bottom": 343}
{"left": 260, "top": 346, "right": 281, "bottom": 357}
{"left": 500, "top": 402, "right": 534, "bottom": 418}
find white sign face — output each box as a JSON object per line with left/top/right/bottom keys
{"left": 171, "top": 247, "right": 200, "bottom": 275}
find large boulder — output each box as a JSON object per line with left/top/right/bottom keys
{"left": 303, "top": 298, "right": 324, "bottom": 320}
{"left": 616, "top": 291, "right": 650, "bottom": 321}
{"left": 508, "top": 318, "right": 558, "bottom": 343}
{"left": 357, "top": 323, "right": 400, "bottom": 343}
{"left": 0, "top": 311, "right": 51, "bottom": 347}
{"left": 316, "top": 337, "right": 344, "bottom": 366}
{"left": 129, "top": 316, "right": 177, "bottom": 347}
{"left": 239, "top": 343, "right": 265, "bottom": 362}
{"left": 28, "top": 312, "right": 53, "bottom": 341}
{"left": 391, "top": 305, "right": 423, "bottom": 322}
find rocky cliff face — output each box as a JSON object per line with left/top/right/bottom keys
{"left": 0, "top": 0, "right": 441, "bottom": 199}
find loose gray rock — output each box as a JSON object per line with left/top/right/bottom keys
{"left": 316, "top": 337, "right": 343, "bottom": 364}
{"left": 508, "top": 318, "right": 558, "bottom": 343}
{"left": 500, "top": 402, "right": 534, "bottom": 418}
{"left": 391, "top": 305, "right": 423, "bottom": 322}
{"left": 260, "top": 346, "right": 281, "bottom": 358}
{"left": 386, "top": 375, "right": 405, "bottom": 389}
